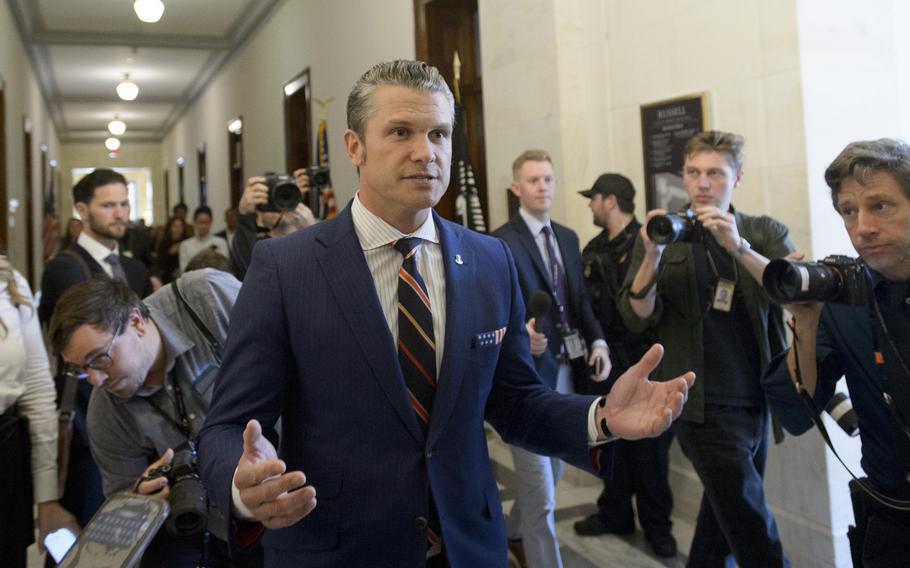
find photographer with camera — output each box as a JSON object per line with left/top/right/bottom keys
{"left": 618, "top": 130, "right": 795, "bottom": 567}
{"left": 231, "top": 169, "right": 318, "bottom": 279}
{"left": 47, "top": 269, "right": 257, "bottom": 567}
{"left": 762, "top": 139, "right": 910, "bottom": 567}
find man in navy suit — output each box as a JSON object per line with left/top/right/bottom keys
{"left": 492, "top": 149, "right": 610, "bottom": 567}
{"left": 197, "top": 60, "right": 695, "bottom": 568}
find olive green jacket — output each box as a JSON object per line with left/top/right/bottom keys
{"left": 618, "top": 210, "right": 794, "bottom": 423}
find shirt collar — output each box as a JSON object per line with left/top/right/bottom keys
{"left": 77, "top": 231, "right": 119, "bottom": 264}
{"left": 133, "top": 307, "right": 195, "bottom": 398}
{"left": 518, "top": 207, "right": 551, "bottom": 237}
{"left": 351, "top": 193, "right": 439, "bottom": 251}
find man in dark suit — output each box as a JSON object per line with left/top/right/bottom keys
{"left": 38, "top": 168, "right": 152, "bottom": 532}
{"left": 197, "top": 60, "right": 694, "bottom": 568}
{"left": 492, "top": 150, "right": 610, "bottom": 567}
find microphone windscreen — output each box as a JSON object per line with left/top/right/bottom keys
{"left": 529, "top": 291, "right": 551, "bottom": 332}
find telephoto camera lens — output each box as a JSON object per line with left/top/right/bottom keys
{"left": 825, "top": 392, "right": 860, "bottom": 437}
{"left": 763, "top": 256, "right": 866, "bottom": 306}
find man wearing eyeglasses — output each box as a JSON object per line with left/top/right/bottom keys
{"left": 47, "top": 268, "right": 256, "bottom": 567}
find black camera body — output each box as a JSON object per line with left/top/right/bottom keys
{"left": 646, "top": 210, "right": 704, "bottom": 245}
{"left": 146, "top": 441, "right": 207, "bottom": 537}
{"left": 306, "top": 165, "right": 331, "bottom": 187}
{"left": 257, "top": 173, "right": 301, "bottom": 213}
{"left": 762, "top": 254, "right": 867, "bottom": 306}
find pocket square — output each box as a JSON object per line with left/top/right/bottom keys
{"left": 473, "top": 327, "right": 507, "bottom": 348}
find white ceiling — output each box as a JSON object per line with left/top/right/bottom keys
{"left": 8, "top": 0, "right": 282, "bottom": 143}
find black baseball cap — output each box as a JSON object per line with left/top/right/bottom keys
{"left": 578, "top": 173, "right": 635, "bottom": 201}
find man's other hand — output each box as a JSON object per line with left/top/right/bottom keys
{"left": 525, "top": 319, "right": 548, "bottom": 356}
{"left": 135, "top": 448, "right": 174, "bottom": 498}
{"left": 37, "top": 501, "right": 80, "bottom": 554}
{"left": 292, "top": 168, "right": 311, "bottom": 193}
{"left": 238, "top": 177, "right": 269, "bottom": 215}
{"left": 235, "top": 419, "right": 317, "bottom": 529}
{"left": 599, "top": 344, "right": 695, "bottom": 440}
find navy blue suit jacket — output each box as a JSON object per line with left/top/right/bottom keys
{"left": 492, "top": 215, "right": 604, "bottom": 390}
{"left": 198, "top": 206, "right": 606, "bottom": 567}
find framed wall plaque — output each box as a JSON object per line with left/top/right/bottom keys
{"left": 640, "top": 94, "right": 707, "bottom": 211}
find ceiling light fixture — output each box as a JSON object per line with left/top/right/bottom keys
{"left": 105, "top": 137, "right": 121, "bottom": 151}
{"left": 134, "top": 0, "right": 165, "bottom": 23}
{"left": 117, "top": 74, "right": 139, "bottom": 101}
{"left": 108, "top": 116, "right": 126, "bottom": 136}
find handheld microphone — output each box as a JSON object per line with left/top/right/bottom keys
{"left": 529, "top": 291, "right": 551, "bottom": 333}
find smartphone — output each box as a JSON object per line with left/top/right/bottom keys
{"left": 44, "top": 527, "right": 77, "bottom": 563}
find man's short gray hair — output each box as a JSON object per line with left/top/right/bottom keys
{"left": 346, "top": 60, "right": 455, "bottom": 141}
{"left": 825, "top": 139, "right": 910, "bottom": 210}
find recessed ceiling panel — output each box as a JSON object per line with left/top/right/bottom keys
{"left": 38, "top": 0, "right": 252, "bottom": 37}
{"left": 62, "top": 102, "right": 175, "bottom": 130}
{"left": 49, "top": 45, "right": 211, "bottom": 98}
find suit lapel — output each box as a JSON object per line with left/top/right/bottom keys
{"left": 427, "top": 215, "right": 472, "bottom": 449}
{"left": 315, "top": 208, "right": 424, "bottom": 444}
{"left": 513, "top": 216, "right": 553, "bottom": 293}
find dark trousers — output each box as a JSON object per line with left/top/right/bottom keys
{"left": 0, "top": 406, "right": 33, "bottom": 568}
{"left": 596, "top": 428, "right": 674, "bottom": 536}
{"left": 675, "top": 404, "right": 790, "bottom": 568}
{"left": 848, "top": 478, "right": 910, "bottom": 567}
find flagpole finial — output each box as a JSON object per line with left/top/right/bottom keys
{"left": 452, "top": 51, "right": 462, "bottom": 104}
{"left": 315, "top": 97, "right": 335, "bottom": 122}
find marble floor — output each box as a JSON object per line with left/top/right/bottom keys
{"left": 487, "top": 427, "right": 694, "bottom": 568}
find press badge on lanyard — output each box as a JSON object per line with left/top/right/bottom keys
{"left": 712, "top": 278, "right": 735, "bottom": 312}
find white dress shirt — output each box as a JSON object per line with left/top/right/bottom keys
{"left": 351, "top": 194, "right": 446, "bottom": 371}
{"left": 76, "top": 231, "right": 119, "bottom": 278}
{"left": 178, "top": 234, "right": 230, "bottom": 273}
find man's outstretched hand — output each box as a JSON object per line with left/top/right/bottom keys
{"left": 234, "top": 420, "right": 317, "bottom": 529}
{"left": 598, "top": 344, "right": 695, "bottom": 440}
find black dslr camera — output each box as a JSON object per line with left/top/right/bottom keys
{"left": 257, "top": 173, "right": 300, "bottom": 213}
{"left": 646, "top": 210, "right": 704, "bottom": 245}
{"left": 306, "top": 165, "right": 331, "bottom": 187}
{"left": 146, "top": 441, "right": 207, "bottom": 537}
{"left": 762, "top": 255, "right": 867, "bottom": 306}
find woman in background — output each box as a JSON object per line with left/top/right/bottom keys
{"left": 154, "top": 216, "right": 186, "bottom": 284}
{"left": 0, "top": 248, "right": 78, "bottom": 566}
{"left": 59, "top": 218, "right": 82, "bottom": 251}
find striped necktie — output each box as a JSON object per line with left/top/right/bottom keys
{"left": 393, "top": 237, "right": 437, "bottom": 434}
{"left": 393, "top": 238, "right": 443, "bottom": 560}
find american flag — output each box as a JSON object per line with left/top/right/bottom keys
{"left": 453, "top": 103, "right": 486, "bottom": 232}
{"left": 316, "top": 118, "right": 336, "bottom": 220}
{"left": 41, "top": 171, "right": 59, "bottom": 260}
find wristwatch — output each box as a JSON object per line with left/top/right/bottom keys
{"left": 730, "top": 237, "right": 751, "bottom": 258}
{"left": 597, "top": 396, "right": 617, "bottom": 442}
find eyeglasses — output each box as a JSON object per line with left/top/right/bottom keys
{"left": 64, "top": 324, "right": 123, "bottom": 380}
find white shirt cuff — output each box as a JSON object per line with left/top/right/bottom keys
{"left": 231, "top": 467, "right": 256, "bottom": 521}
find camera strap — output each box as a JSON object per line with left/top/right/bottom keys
{"left": 146, "top": 369, "right": 195, "bottom": 441}
{"left": 788, "top": 319, "right": 910, "bottom": 511}
{"left": 866, "top": 274, "right": 910, "bottom": 443}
